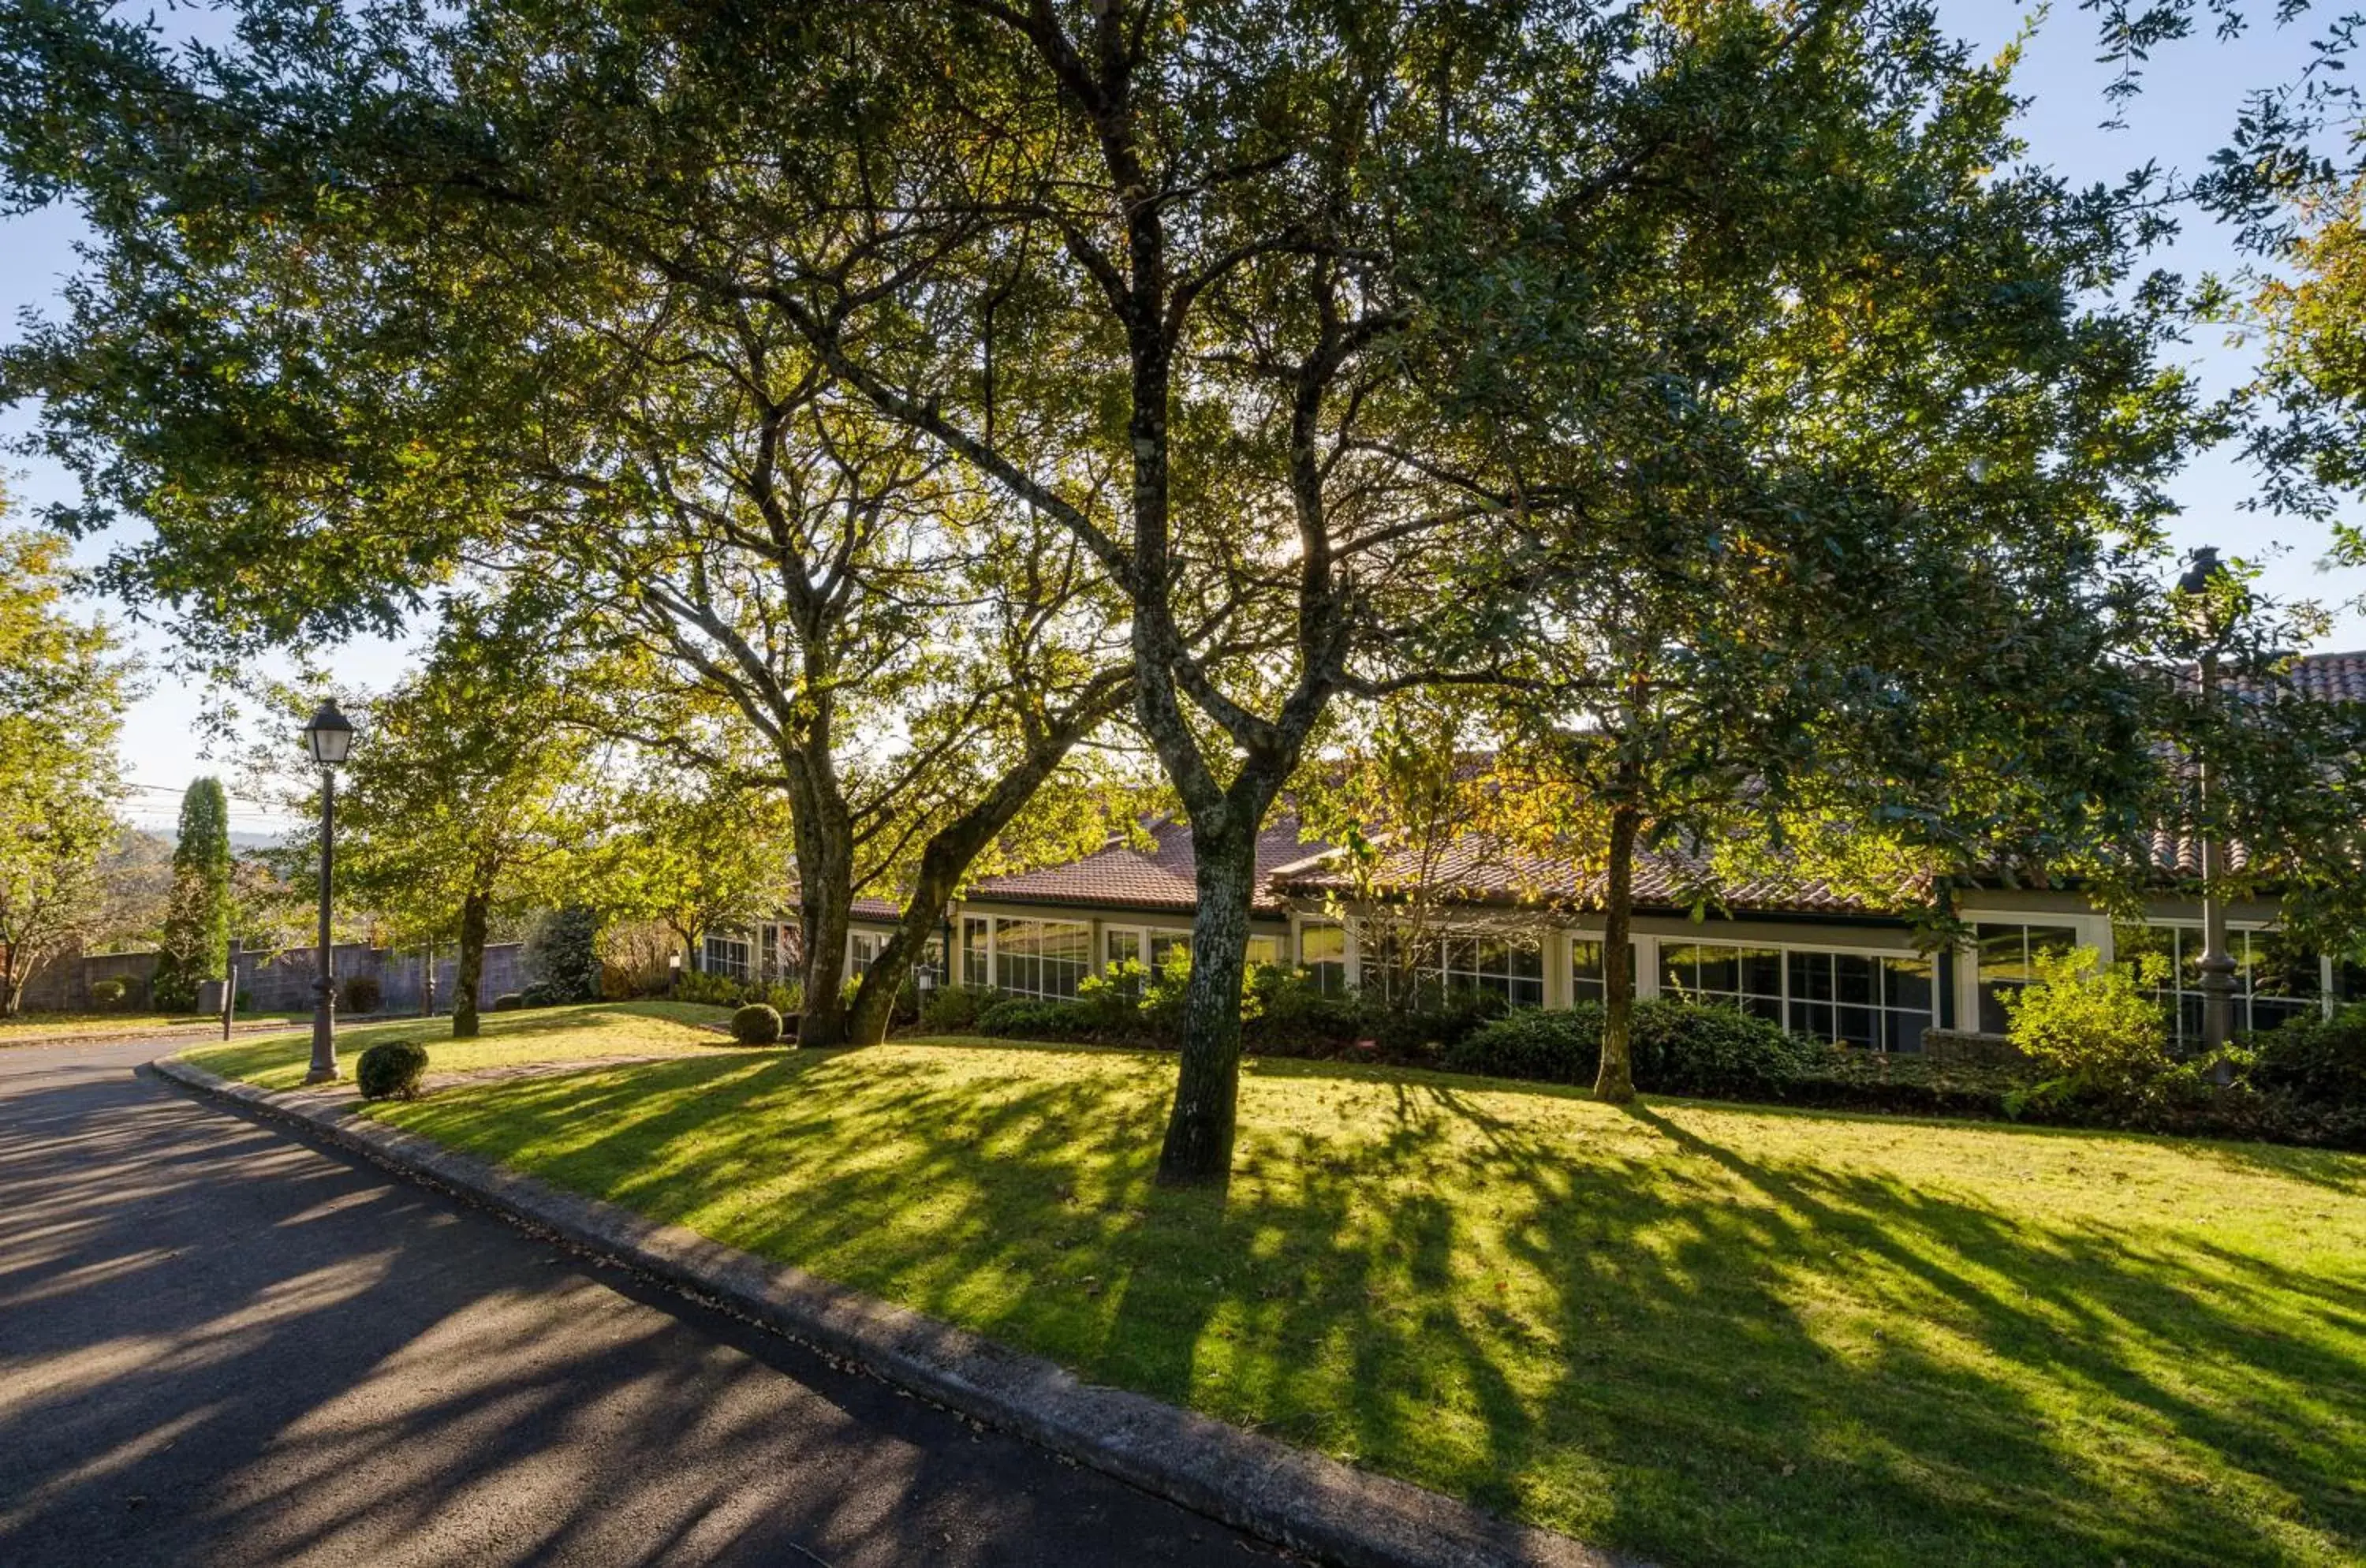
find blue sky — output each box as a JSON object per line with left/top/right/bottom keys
{"left": 2, "top": 1, "right": 2359, "bottom": 829}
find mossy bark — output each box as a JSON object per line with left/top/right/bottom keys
{"left": 1593, "top": 798, "right": 1642, "bottom": 1105}
{"left": 452, "top": 888, "right": 489, "bottom": 1040}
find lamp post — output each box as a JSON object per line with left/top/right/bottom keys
{"left": 301, "top": 699, "right": 355, "bottom": 1083}
{"left": 2177, "top": 548, "right": 2237, "bottom": 1066}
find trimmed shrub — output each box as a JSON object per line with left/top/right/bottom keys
{"left": 517, "top": 981, "right": 562, "bottom": 1008}
{"left": 1444, "top": 1000, "right": 1816, "bottom": 1096}
{"left": 976, "top": 998, "right": 1103, "bottom": 1040}
{"left": 356, "top": 1040, "right": 429, "bottom": 1101}
{"left": 731, "top": 1003, "right": 784, "bottom": 1044}
{"left": 2248, "top": 1008, "right": 2366, "bottom": 1109}
{"left": 916, "top": 985, "right": 1009, "bottom": 1034}
{"left": 491, "top": 992, "right": 524, "bottom": 1013}
{"left": 339, "top": 974, "right": 383, "bottom": 1016}
{"left": 1241, "top": 968, "right": 1368, "bottom": 1057}
{"left": 1445, "top": 1004, "right": 1604, "bottom": 1083}
{"left": 1629, "top": 999, "right": 1822, "bottom": 1096}
{"left": 88, "top": 977, "right": 127, "bottom": 1008}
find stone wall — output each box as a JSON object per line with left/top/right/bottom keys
{"left": 14, "top": 942, "right": 523, "bottom": 1017}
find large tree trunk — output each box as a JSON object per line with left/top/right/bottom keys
{"left": 452, "top": 889, "right": 490, "bottom": 1039}
{"left": 1593, "top": 798, "right": 1642, "bottom": 1104}
{"left": 1155, "top": 811, "right": 1260, "bottom": 1189}
{"left": 797, "top": 856, "right": 853, "bottom": 1046}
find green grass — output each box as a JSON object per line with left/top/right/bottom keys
{"left": 177, "top": 999, "right": 736, "bottom": 1089}
{"left": 267, "top": 1007, "right": 2363, "bottom": 1566}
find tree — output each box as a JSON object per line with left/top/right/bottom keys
{"left": 0, "top": 1, "right": 2249, "bottom": 1185}
{"left": 592, "top": 782, "right": 798, "bottom": 981}
{"left": 151, "top": 776, "right": 233, "bottom": 1009}
{"left": 0, "top": 514, "right": 133, "bottom": 1016}
{"left": 282, "top": 610, "right": 597, "bottom": 1037}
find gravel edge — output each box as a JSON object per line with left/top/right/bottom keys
{"left": 142, "top": 1053, "right": 1640, "bottom": 1568}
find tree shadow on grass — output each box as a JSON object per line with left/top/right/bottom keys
{"left": 372, "top": 1048, "right": 2366, "bottom": 1568}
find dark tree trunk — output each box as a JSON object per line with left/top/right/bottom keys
{"left": 1155, "top": 810, "right": 1260, "bottom": 1189}
{"left": 797, "top": 857, "right": 853, "bottom": 1047}
{"left": 845, "top": 715, "right": 1113, "bottom": 1047}
{"left": 1593, "top": 799, "right": 1642, "bottom": 1104}
{"left": 452, "top": 889, "right": 490, "bottom": 1039}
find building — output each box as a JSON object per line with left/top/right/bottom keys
{"left": 716, "top": 653, "right": 2366, "bottom": 1051}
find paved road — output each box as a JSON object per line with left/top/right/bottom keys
{"left": 0, "top": 1039, "right": 1282, "bottom": 1566}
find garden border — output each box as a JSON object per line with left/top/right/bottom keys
{"left": 143, "top": 1053, "right": 1636, "bottom": 1568}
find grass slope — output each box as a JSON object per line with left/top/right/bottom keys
{"left": 278, "top": 1014, "right": 2360, "bottom": 1566}
{"left": 179, "top": 999, "right": 733, "bottom": 1088}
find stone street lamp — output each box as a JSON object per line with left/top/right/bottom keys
{"left": 2177, "top": 548, "right": 2237, "bottom": 1065}
{"left": 302, "top": 699, "right": 356, "bottom": 1084}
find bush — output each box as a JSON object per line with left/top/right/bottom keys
{"left": 1241, "top": 967, "right": 1368, "bottom": 1056}
{"left": 88, "top": 977, "right": 127, "bottom": 1008}
{"left": 920, "top": 984, "right": 995, "bottom": 1032}
{"left": 526, "top": 904, "right": 606, "bottom": 1005}
{"left": 1444, "top": 1000, "right": 1816, "bottom": 1096}
{"left": 2002, "top": 947, "right": 2176, "bottom": 1111}
{"left": 491, "top": 992, "right": 524, "bottom": 1013}
{"left": 732, "top": 1002, "right": 784, "bottom": 1044}
{"left": 517, "top": 981, "right": 562, "bottom": 1008}
{"left": 674, "top": 968, "right": 744, "bottom": 1007}
{"left": 1445, "top": 1004, "right": 1604, "bottom": 1083}
{"left": 976, "top": 997, "right": 1103, "bottom": 1040}
{"left": 2248, "top": 1007, "right": 2366, "bottom": 1109}
{"left": 1629, "top": 999, "right": 1822, "bottom": 1096}
{"left": 339, "top": 974, "right": 383, "bottom": 1016}
{"left": 356, "top": 1040, "right": 430, "bottom": 1100}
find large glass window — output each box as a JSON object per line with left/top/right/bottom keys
{"left": 849, "top": 931, "right": 885, "bottom": 973}
{"left": 1569, "top": 938, "right": 1635, "bottom": 1004}
{"left": 963, "top": 916, "right": 991, "bottom": 988}
{"left": 1660, "top": 943, "right": 1784, "bottom": 1023}
{"left": 703, "top": 934, "right": 751, "bottom": 980}
{"left": 1429, "top": 932, "right": 1546, "bottom": 1007}
{"left": 1299, "top": 923, "right": 1348, "bottom": 995}
{"left": 2111, "top": 924, "right": 2324, "bottom": 1042}
{"left": 1105, "top": 928, "right": 1144, "bottom": 973}
{"left": 1148, "top": 928, "right": 1192, "bottom": 973}
{"left": 1788, "top": 950, "right": 1933, "bottom": 1051}
{"left": 1660, "top": 939, "right": 1932, "bottom": 1051}
{"left": 991, "top": 917, "right": 1092, "bottom": 999}
{"left": 1246, "top": 934, "right": 1283, "bottom": 967}
{"left": 1973, "top": 923, "right": 2080, "bottom": 1033}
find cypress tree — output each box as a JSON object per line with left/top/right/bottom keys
{"left": 154, "top": 777, "right": 232, "bottom": 1010}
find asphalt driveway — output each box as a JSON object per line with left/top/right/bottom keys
{"left": 0, "top": 1037, "right": 1278, "bottom": 1566}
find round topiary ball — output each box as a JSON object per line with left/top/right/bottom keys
{"left": 732, "top": 1002, "right": 783, "bottom": 1045}
{"left": 490, "top": 993, "right": 524, "bottom": 1013}
{"left": 356, "top": 1040, "right": 430, "bottom": 1101}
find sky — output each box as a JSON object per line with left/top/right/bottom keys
{"left": 2, "top": 1, "right": 2360, "bottom": 834}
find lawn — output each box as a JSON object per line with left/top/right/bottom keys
{"left": 218, "top": 1008, "right": 2366, "bottom": 1566}
{"left": 177, "top": 999, "right": 735, "bottom": 1089}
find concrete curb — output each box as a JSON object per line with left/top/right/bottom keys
{"left": 142, "top": 1054, "right": 1637, "bottom": 1568}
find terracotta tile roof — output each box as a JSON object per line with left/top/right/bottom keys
{"left": 1269, "top": 831, "right": 1919, "bottom": 917}
{"left": 966, "top": 816, "right": 1331, "bottom": 914}
{"left": 897, "top": 651, "right": 2366, "bottom": 926}
{"left": 2230, "top": 648, "right": 2366, "bottom": 704}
